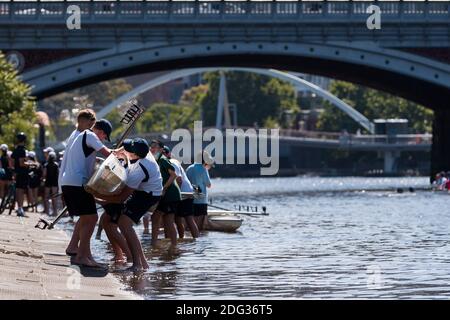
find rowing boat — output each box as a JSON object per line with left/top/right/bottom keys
{"left": 205, "top": 209, "right": 243, "bottom": 232}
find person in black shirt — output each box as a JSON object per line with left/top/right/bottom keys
{"left": 43, "top": 151, "right": 59, "bottom": 215}
{"left": 27, "top": 151, "right": 42, "bottom": 212}
{"left": 11, "top": 133, "right": 30, "bottom": 217}
{"left": 0, "top": 144, "right": 13, "bottom": 200}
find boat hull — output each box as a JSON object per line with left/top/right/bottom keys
{"left": 205, "top": 210, "right": 243, "bottom": 232}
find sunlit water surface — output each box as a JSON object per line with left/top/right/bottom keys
{"left": 63, "top": 176, "right": 450, "bottom": 299}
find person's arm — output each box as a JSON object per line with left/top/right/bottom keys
{"left": 19, "top": 157, "right": 28, "bottom": 168}
{"left": 163, "top": 168, "right": 177, "bottom": 195}
{"left": 87, "top": 131, "right": 111, "bottom": 158}
{"left": 204, "top": 169, "right": 212, "bottom": 188}
{"left": 176, "top": 176, "right": 183, "bottom": 188}
{"left": 98, "top": 147, "right": 111, "bottom": 158}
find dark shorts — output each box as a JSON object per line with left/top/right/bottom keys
{"left": 29, "top": 178, "right": 41, "bottom": 189}
{"left": 15, "top": 173, "right": 29, "bottom": 189}
{"left": 176, "top": 198, "right": 194, "bottom": 217}
{"left": 104, "top": 191, "right": 160, "bottom": 224}
{"left": 193, "top": 203, "right": 208, "bottom": 216}
{"left": 156, "top": 198, "right": 180, "bottom": 215}
{"left": 45, "top": 182, "right": 58, "bottom": 188}
{"left": 0, "top": 169, "right": 12, "bottom": 181}
{"left": 62, "top": 185, "right": 97, "bottom": 216}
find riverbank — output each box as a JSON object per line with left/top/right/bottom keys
{"left": 0, "top": 214, "right": 138, "bottom": 300}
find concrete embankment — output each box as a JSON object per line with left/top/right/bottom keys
{"left": 0, "top": 214, "right": 138, "bottom": 300}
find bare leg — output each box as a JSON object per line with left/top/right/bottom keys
{"left": 163, "top": 213, "right": 177, "bottom": 247}
{"left": 51, "top": 187, "right": 58, "bottom": 215}
{"left": 73, "top": 214, "right": 99, "bottom": 267}
{"left": 16, "top": 188, "right": 25, "bottom": 212}
{"left": 0, "top": 181, "right": 5, "bottom": 199}
{"left": 118, "top": 215, "right": 148, "bottom": 270}
{"left": 103, "top": 214, "right": 132, "bottom": 262}
{"left": 33, "top": 188, "right": 39, "bottom": 210}
{"left": 185, "top": 216, "right": 199, "bottom": 238}
{"left": 143, "top": 213, "right": 150, "bottom": 234}
{"left": 44, "top": 187, "right": 50, "bottom": 215}
{"left": 195, "top": 215, "right": 207, "bottom": 231}
{"left": 175, "top": 216, "right": 185, "bottom": 238}
{"left": 66, "top": 219, "right": 80, "bottom": 255}
{"left": 96, "top": 213, "right": 105, "bottom": 240}
{"left": 151, "top": 211, "right": 162, "bottom": 246}
{"left": 26, "top": 188, "right": 33, "bottom": 211}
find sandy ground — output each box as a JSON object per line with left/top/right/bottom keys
{"left": 0, "top": 213, "right": 139, "bottom": 300}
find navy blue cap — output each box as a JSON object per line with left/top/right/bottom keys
{"left": 123, "top": 138, "right": 149, "bottom": 158}
{"left": 94, "top": 119, "right": 112, "bottom": 141}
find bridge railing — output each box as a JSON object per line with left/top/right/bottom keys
{"left": 0, "top": 1, "right": 448, "bottom": 23}
{"left": 132, "top": 127, "right": 432, "bottom": 147}
{"left": 278, "top": 129, "right": 432, "bottom": 145}
{"left": 336, "top": 133, "right": 433, "bottom": 147}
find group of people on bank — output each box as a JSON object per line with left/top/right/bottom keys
{"left": 0, "top": 137, "right": 60, "bottom": 216}
{"left": 1, "top": 108, "right": 214, "bottom": 271}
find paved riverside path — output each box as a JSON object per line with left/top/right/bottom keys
{"left": 0, "top": 214, "right": 138, "bottom": 300}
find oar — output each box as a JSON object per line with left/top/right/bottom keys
{"left": 208, "top": 203, "right": 269, "bottom": 216}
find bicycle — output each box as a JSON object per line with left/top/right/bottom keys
{"left": 0, "top": 182, "right": 16, "bottom": 215}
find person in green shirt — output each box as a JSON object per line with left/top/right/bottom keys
{"left": 150, "top": 140, "right": 181, "bottom": 249}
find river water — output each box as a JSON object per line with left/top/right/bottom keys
{"left": 75, "top": 176, "right": 450, "bottom": 299}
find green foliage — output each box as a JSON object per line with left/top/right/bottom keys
{"left": 0, "top": 51, "right": 37, "bottom": 149}
{"left": 199, "top": 72, "right": 299, "bottom": 128}
{"left": 41, "top": 79, "right": 133, "bottom": 114}
{"left": 316, "top": 81, "right": 433, "bottom": 133}
{"left": 41, "top": 78, "right": 133, "bottom": 141}
{"left": 107, "top": 102, "right": 201, "bottom": 140}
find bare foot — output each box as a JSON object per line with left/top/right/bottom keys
{"left": 73, "top": 257, "right": 105, "bottom": 268}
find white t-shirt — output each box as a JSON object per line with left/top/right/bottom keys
{"left": 60, "top": 130, "right": 105, "bottom": 187}
{"left": 126, "top": 156, "right": 163, "bottom": 196}
{"left": 170, "top": 158, "right": 194, "bottom": 193}
{"left": 58, "top": 129, "right": 81, "bottom": 189}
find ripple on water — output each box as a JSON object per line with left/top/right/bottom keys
{"left": 63, "top": 177, "right": 450, "bottom": 299}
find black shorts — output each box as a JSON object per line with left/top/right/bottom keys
{"left": 62, "top": 185, "right": 97, "bottom": 216}
{"left": 29, "top": 178, "right": 40, "bottom": 189}
{"left": 104, "top": 191, "right": 160, "bottom": 224}
{"left": 15, "top": 173, "right": 29, "bottom": 189}
{"left": 193, "top": 203, "right": 208, "bottom": 216}
{"left": 156, "top": 198, "right": 180, "bottom": 215}
{"left": 176, "top": 198, "right": 194, "bottom": 217}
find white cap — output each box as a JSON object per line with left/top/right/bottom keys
{"left": 195, "top": 150, "right": 215, "bottom": 167}
{"left": 28, "top": 151, "right": 36, "bottom": 158}
{"left": 43, "top": 147, "right": 55, "bottom": 153}
{"left": 0, "top": 144, "right": 7, "bottom": 151}
{"left": 48, "top": 151, "right": 57, "bottom": 159}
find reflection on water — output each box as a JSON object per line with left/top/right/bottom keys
{"left": 65, "top": 177, "right": 450, "bottom": 299}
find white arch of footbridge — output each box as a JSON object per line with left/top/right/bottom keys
{"left": 97, "top": 67, "right": 375, "bottom": 133}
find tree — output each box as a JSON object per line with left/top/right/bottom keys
{"left": 316, "top": 80, "right": 433, "bottom": 133}
{"left": 40, "top": 78, "right": 133, "bottom": 141}
{"left": 199, "top": 71, "right": 299, "bottom": 128}
{"left": 0, "top": 51, "right": 37, "bottom": 149}
{"left": 40, "top": 79, "right": 133, "bottom": 116}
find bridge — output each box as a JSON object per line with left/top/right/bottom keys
{"left": 134, "top": 128, "right": 431, "bottom": 174}
{"left": 0, "top": 0, "right": 449, "bottom": 176}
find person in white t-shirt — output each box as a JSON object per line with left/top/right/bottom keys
{"left": 58, "top": 109, "right": 96, "bottom": 192}
{"left": 60, "top": 109, "right": 97, "bottom": 259}
{"left": 92, "top": 138, "right": 162, "bottom": 271}
{"left": 162, "top": 146, "right": 199, "bottom": 239}
{"left": 61, "top": 119, "right": 113, "bottom": 268}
